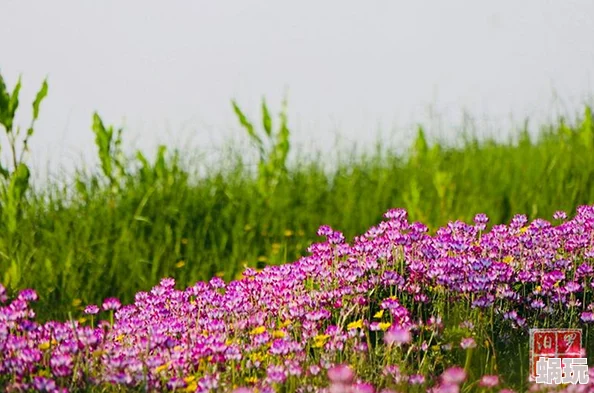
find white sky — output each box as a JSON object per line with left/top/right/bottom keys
{"left": 2, "top": 1, "right": 594, "bottom": 180}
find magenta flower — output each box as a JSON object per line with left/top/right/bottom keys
{"left": 384, "top": 327, "right": 411, "bottom": 346}
{"left": 460, "top": 337, "right": 477, "bottom": 349}
{"left": 327, "top": 364, "right": 355, "bottom": 384}
{"left": 435, "top": 383, "right": 460, "bottom": 393}
{"left": 581, "top": 311, "right": 594, "bottom": 322}
{"left": 352, "top": 382, "right": 375, "bottom": 393}
{"left": 479, "top": 375, "right": 499, "bottom": 388}
{"left": 101, "top": 297, "right": 121, "bottom": 311}
{"left": 408, "top": 374, "right": 425, "bottom": 384}
{"left": 440, "top": 367, "right": 467, "bottom": 385}
{"left": 84, "top": 305, "right": 100, "bottom": 315}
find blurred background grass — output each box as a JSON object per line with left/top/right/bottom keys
{"left": 1, "top": 74, "right": 594, "bottom": 321}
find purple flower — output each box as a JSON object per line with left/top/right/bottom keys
{"left": 31, "top": 376, "right": 57, "bottom": 392}
{"left": 266, "top": 364, "right": 287, "bottom": 384}
{"left": 84, "top": 305, "right": 100, "bottom": 315}
{"left": 474, "top": 213, "right": 489, "bottom": 230}
{"left": 18, "top": 289, "right": 38, "bottom": 302}
{"left": 0, "top": 283, "right": 7, "bottom": 303}
{"left": 384, "top": 208, "right": 408, "bottom": 221}
{"left": 581, "top": 312, "right": 594, "bottom": 323}
{"left": 102, "top": 297, "right": 121, "bottom": 311}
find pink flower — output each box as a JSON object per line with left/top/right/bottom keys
{"left": 102, "top": 297, "right": 121, "bottom": 311}
{"left": 435, "top": 383, "right": 460, "bottom": 393}
{"left": 84, "top": 305, "right": 100, "bottom": 315}
{"left": 479, "top": 375, "right": 499, "bottom": 388}
{"left": 441, "top": 367, "right": 467, "bottom": 385}
{"left": 327, "top": 365, "right": 355, "bottom": 385}
{"left": 384, "top": 327, "right": 412, "bottom": 346}
{"left": 352, "top": 382, "right": 375, "bottom": 393}
{"left": 460, "top": 337, "right": 476, "bottom": 349}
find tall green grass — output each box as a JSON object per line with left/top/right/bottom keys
{"left": 1, "top": 72, "right": 594, "bottom": 320}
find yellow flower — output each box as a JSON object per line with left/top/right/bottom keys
{"left": 347, "top": 320, "right": 364, "bottom": 330}
{"left": 284, "top": 230, "right": 294, "bottom": 237}
{"left": 173, "top": 345, "right": 183, "bottom": 352}
{"left": 520, "top": 227, "right": 528, "bottom": 234}
{"left": 155, "top": 362, "right": 170, "bottom": 373}
{"left": 185, "top": 382, "right": 197, "bottom": 392}
{"left": 378, "top": 322, "right": 392, "bottom": 331}
{"left": 503, "top": 255, "right": 513, "bottom": 264}
{"left": 78, "top": 317, "right": 87, "bottom": 324}
{"left": 38, "top": 341, "right": 51, "bottom": 350}
{"left": 115, "top": 334, "right": 125, "bottom": 342}
{"left": 257, "top": 256, "right": 268, "bottom": 263}
{"left": 175, "top": 260, "right": 185, "bottom": 268}
{"left": 271, "top": 243, "right": 281, "bottom": 255}
{"left": 313, "top": 334, "right": 330, "bottom": 348}
{"left": 373, "top": 310, "right": 384, "bottom": 319}
{"left": 36, "top": 369, "right": 51, "bottom": 378}
{"left": 181, "top": 238, "right": 189, "bottom": 244}
{"left": 250, "top": 326, "right": 266, "bottom": 335}
{"left": 184, "top": 376, "right": 196, "bottom": 384}
{"left": 72, "top": 298, "right": 82, "bottom": 307}
{"left": 272, "top": 330, "right": 286, "bottom": 338}
{"left": 279, "top": 319, "right": 291, "bottom": 328}
{"left": 249, "top": 352, "right": 266, "bottom": 363}
{"left": 535, "top": 285, "right": 542, "bottom": 293}
{"left": 245, "top": 376, "right": 259, "bottom": 384}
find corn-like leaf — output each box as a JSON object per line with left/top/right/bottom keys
{"left": 32, "top": 78, "right": 49, "bottom": 121}
{"left": 261, "top": 99, "right": 272, "bottom": 137}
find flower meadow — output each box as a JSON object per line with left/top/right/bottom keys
{"left": 2, "top": 206, "right": 594, "bottom": 393}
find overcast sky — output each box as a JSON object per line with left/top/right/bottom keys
{"left": 2, "top": 1, "right": 594, "bottom": 179}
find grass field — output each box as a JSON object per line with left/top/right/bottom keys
{"left": 1, "top": 74, "right": 594, "bottom": 392}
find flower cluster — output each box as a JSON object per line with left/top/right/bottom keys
{"left": 1, "top": 206, "right": 594, "bottom": 392}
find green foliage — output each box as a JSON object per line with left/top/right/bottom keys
{"left": 232, "top": 97, "right": 291, "bottom": 199}
{"left": 91, "top": 112, "right": 127, "bottom": 192}
{"left": 2, "top": 71, "right": 594, "bottom": 330}
{"left": 0, "top": 73, "right": 47, "bottom": 288}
